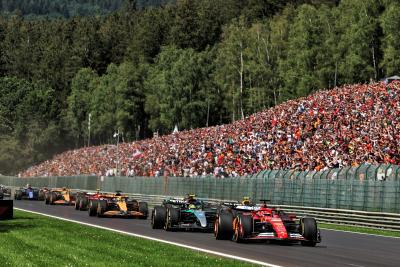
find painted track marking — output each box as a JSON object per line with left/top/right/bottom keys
{"left": 14, "top": 208, "right": 281, "bottom": 267}
{"left": 320, "top": 227, "right": 400, "bottom": 239}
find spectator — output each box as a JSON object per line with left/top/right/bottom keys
{"left": 20, "top": 82, "right": 400, "bottom": 178}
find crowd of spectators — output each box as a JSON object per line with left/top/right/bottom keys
{"left": 20, "top": 81, "right": 400, "bottom": 178}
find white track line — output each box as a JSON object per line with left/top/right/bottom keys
{"left": 14, "top": 208, "right": 281, "bottom": 267}
{"left": 320, "top": 227, "right": 400, "bottom": 239}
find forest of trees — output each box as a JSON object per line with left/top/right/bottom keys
{"left": 0, "top": 0, "right": 399, "bottom": 175}
{"left": 0, "top": 0, "right": 175, "bottom": 18}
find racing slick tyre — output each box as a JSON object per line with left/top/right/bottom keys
{"left": 164, "top": 207, "right": 179, "bottom": 231}
{"left": 214, "top": 212, "right": 234, "bottom": 240}
{"left": 97, "top": 200, "right": 107, "bottom": 217}
{"left": 14, "top": 191, "right": 22, "bottom": 200}
{"left": 75, "top": 197, "right": 81, "bottom": 210}
{"left": 88, "top": 200, "right": 98, "bottom": 216}
{"left": 79, "top": 197, "right": 88, "bottom": 210}
{"left": 49, "top": 192, "right": 57, "bottom": 205}
{"left": 151, "top": 206, "right": 166, "bottom": 229}
{"left": 45, "top": 193, "right": 50, "bottom": 204}
{"left": 233, "top": 215, "right": 252, "bottom": 243}
{"left": 300, "top": 217, "right": 318, "bottom": 247}
{"left": 139, "top": 202, "right": 149, "bottom": 219}
{"left": 38, "top": 191, "right": 45, "bottom": 201}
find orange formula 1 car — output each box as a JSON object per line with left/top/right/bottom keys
{"left": 45, "top": 187, "right": 76, "bottom": 206}
{"left": 87, "top": 191, "right": 148, "bottom": 219}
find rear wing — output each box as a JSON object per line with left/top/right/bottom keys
{"left": 163, "top": 198, "right": 186, "bottom": 205}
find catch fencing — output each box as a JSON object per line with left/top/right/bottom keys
{"left": 0, "top": 163, "right": 399, "bottom": 213}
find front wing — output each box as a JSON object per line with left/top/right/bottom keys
{"left": 100, "top": 210, "right": 146, "bottom": 218}
{"left": 243, "top": 230, "right": 321, "bottom": 242}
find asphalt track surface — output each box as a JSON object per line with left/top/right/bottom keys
{"left": 14, "top": 200, "right": 399, "bottom": 267}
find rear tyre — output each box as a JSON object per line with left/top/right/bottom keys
{"left": 75, "top": 197, "right": 81, "bottom": 210}
{"left": 152, "top": 206, "right": 166, "bottom": 229}
{"left": 88, "top": 200, "right": 98, "bottom": 216}
{"left": 49, "top": 192, "right": 57, "bottom": 205}
{"left": 139, "top": 202, "right": 149, "bottom": 219}
{"left": 80, "top": 197, "right": 88, "bottom": 210}
{"left": 38, "top": 191, "right": 45, "bottom": 201}
{"left": 214, "top": 212, "right": 234, "bottom": 240}
{"left": 233, "top": 215, "right": 252, "bottom": 243}
{"left": 164, "top": 208, "right": 179, "bottom": 231}
{"left": 300, "top": 217, "right": 317, "bottom": 247}
{"left": 45, "top": 193, "right": 50, "bottom": 205}
{"left": 97, "top": 200, "right": 107, "bottom": 217}
{"left": 15, "top": 191, "right": 22, "bottom": 200}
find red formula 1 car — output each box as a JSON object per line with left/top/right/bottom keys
{"left": 75, "top": 191, "right": 102, "bottom": 211}
{"left": 214, "top": 199, "right": 321, "bottom": 246}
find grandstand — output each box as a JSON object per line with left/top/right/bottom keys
{"left": 20, "top": 82, "right": 400, "bottom": 178}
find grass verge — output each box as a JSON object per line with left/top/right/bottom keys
{"left": 0, "top": 210, "right": 256, "bottom": 267}
{"left": 319, "top": 223, "right": 400, "bottom": 238}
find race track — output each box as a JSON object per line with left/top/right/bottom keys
{"left": 14, "top": 201, "right": 399, "bottom": 267}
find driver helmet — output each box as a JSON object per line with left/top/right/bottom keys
{"left": 187, "top": 194, "right": 196, "bottom": 203}
{"left": 242, "top": 197, "right": 250, "bottom": 205}
{"left": 188, "top": 204, "right": 196, "bottom": 209}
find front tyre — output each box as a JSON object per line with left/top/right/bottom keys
{"left": 164, "top": 208, "right": 179, "bottom": 231}
{"left": 75, "top": 197, "right": 81, "bottom": 210}
{"left": 214, "top": 212, "right": 233, "bottom": 240}
{"left": 139, "top": 202, "right": 149, "bottom": 219}
{"left": 151, "top": 206, "right": 166, "bottom": 229}
{"left": 233, "top": 215, "right": 252, "bottom": 243}
{"left": 88, "top": 200, "right": 98, "bottom": 216}
{"left": 300, "top": 217, "right": 318, "bottom": 247}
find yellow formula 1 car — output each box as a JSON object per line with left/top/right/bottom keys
{"left": 45, "top": 187, "right": 76, "bottom": 205}
{"left": 88, "top": 191, "right": 148, "bottom": 219}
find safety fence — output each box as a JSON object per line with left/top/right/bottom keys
{"left": 0, "top": 164, "right": 399, "bottom": 213}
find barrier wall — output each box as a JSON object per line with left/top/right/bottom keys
{"left": 1, "top": 164, "right": 399, "bottom": 213}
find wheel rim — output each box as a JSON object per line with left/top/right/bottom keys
{"left": 234, "top": 220, "right": 239, "bottom": 241}
{"left": 214, "top": 218, "right": 219, "bottom": 237}
{"left": 164, "top": 210, "right": 170, "bottom": 230}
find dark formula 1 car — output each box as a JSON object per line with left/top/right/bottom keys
{"left": 75, "top": 191, "right": 101, "bottom": 211}
{"left": 45, "top": 188, "right": 76, "bottom": 205}
{"left": 151, "top": 195, "right": 217, "bottom": 231}
{"left": 87, "top": 192, "right": 148, "bottom": 218}
{"left": 214, "top": 200, "right": 321, "bottom": 246}
{"left": 14, "top": 186, "right": 46, "bottom": 200}
{"left": 0, "top": 185, "right": 11, "bottom": 199}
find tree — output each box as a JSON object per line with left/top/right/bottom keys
{"left": 214, "top": 17, "right": 249, "bottom": 122}
{"left": 380, "top": 2, "right": 400, "bottom": 76}
{"left": 144, "top": 46, "right": 217, "bottom": 133}
{"left": 0, "top": 76, "right": 60, "bottom": 174}
{"left": 335, "top": 0, "right": 382, "bottom": 84}
{"left": 278, "top": 4, "right": 335, "bottom": 99}
{"left": 88, "top": 62, "right": 148, "bottom": 143}
{"left": 66, "top": 68, "right": 98, "bottom": 147}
